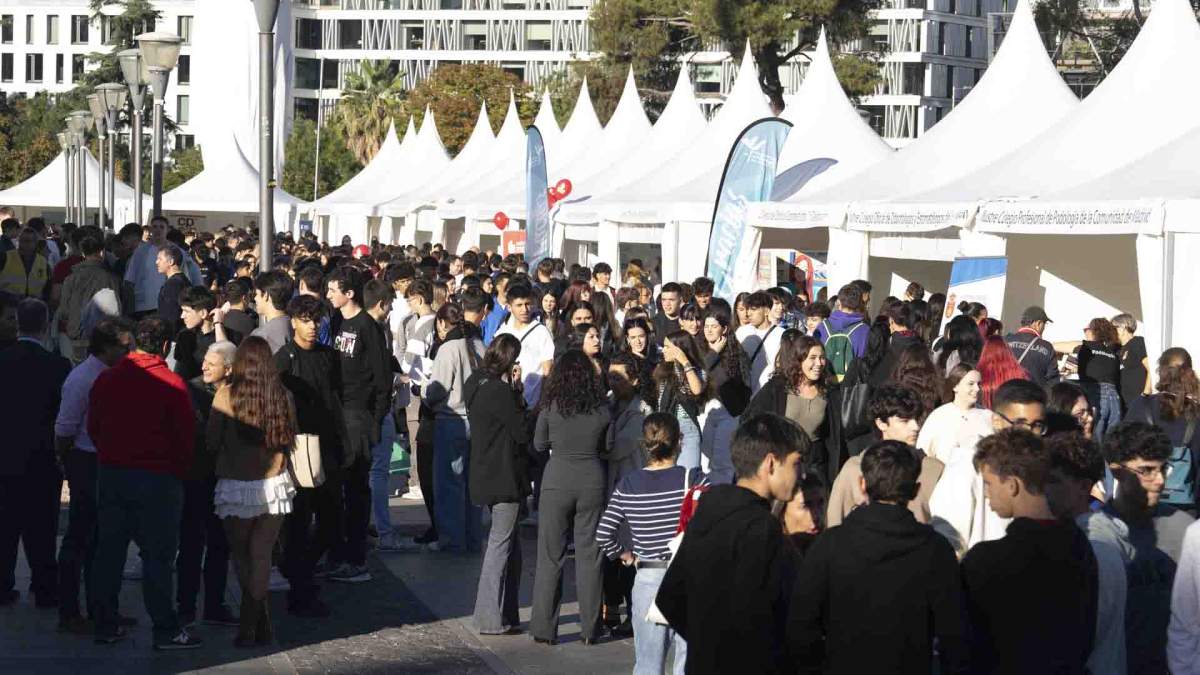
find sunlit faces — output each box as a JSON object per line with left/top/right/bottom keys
{"left": 201, "top": 350, "right": 231, "bottom": 385}
{"left": 510, "top": 296, "right": 533, "bottom": 325}
{"left": 703, "top": 317, "right": 726, "bottom": 346}
{"left": 638, "top": 286, "right": 653, "bottom": 307}
{"left": 801, "top": 345, "right": 827, "bottom": 383}
{"left": 625, "top": 325, "right": 648, "bottom": 356}
{"left": 180, "top": 305, "right": 208, "bottom": 331}
{"left": 570, "top": 307, "right": 593, "bottom": 327}
{"left": 1115, "top": 458, "right": 1170, "bottom": 508}
{"left": 582, "top": 327, "right": 601, "bottom": 356}
{"left": 291, "top": 316, "right": 318, "bottom": 346}
{"left": 679, "top": 313, "right": 701, "bottom": 337}
{"left": 954, "top": 370, "right": 982, "bottom": 407}
{"left": 1070, "top": 396, "right": 1095, "bottom": 438}
{"left": 782, "top": 488, "right": 821, "bottom": 535}
{"left": 155, "top": 249, "right": 173, "bottom": 275}
{"left": 747, "top": 305, "right": 768, "bottom": 329}
{"left": 541, "top": 293, "right": 557, "bottom": 318}
{"left": 805, "top": 315, "right": 823, "bottom": 335}
{"left": 660, "top": 291, "right": 680, "bottom": 317}
{"left": 980, "top": 465, "right": 1016, "bottom": 519}
{"left": 326, "top": 280, "right": 353, "bottom": 310}
{"left": 876, "top": 415, "right": 920, "bottom": 446}
{"left": 766, "top": 450, "right": 803, "bottom": 502}
{"left": 991, "top": 402, "right": 1047, "bottom": 435}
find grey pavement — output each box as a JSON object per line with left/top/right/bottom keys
{"left": 0, "top": 492, "right": 639, "bottom": 674}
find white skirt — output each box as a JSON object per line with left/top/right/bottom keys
{"left": 214, "top": 472, "right": 296, "bottom": 519}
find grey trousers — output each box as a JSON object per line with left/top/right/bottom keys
{"left": 472, "top": 502, "right": 523, "bottom": 634}
{"left": 530, "top": 486, "right": 604, "bottom": 641}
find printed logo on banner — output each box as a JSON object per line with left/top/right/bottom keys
{"left": 938, "top": 256, "right": 1009, "bottom": 337}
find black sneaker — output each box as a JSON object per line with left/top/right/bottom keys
{"left": 153, "top": 630, "right": 203, "bottom": 651}
{"left": 95, "top": 627, "right": 128, "bottom": 645}
{"left": 327, "top": 564, "right": 372, "bottom": 583}
{"left": 202, "top": 606, "right": 240, "bottom": 627}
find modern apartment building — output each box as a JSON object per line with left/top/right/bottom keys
{"left": 0, "top": 0, "right": 195, "bottom": 150}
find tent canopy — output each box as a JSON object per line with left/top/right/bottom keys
{"left": 309, "top": 119, "right": 421, "bottom": 216}
{"left": 0, "top": 148, "right": 135, "bottom": 210}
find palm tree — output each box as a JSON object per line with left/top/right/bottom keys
{"left": 334, "top": 59, "right": 407, "bottom": 165}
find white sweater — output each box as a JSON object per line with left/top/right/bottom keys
{"left": 916, "top": 403, "right": 993, "bottom": 465}
{"left": 927, "top": 436, "right": 1010, "bottom": 556}
{"left": 1169, "top": 520, "right": 1200, "bottom": 675}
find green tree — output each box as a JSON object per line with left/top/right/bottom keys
{"left": 405, "top": 65, "right": 536, "bottom": 155}
{"left": 332, "top": 60, "right": 407, "bottom": 165}
{"left": 587, "top": 0, "right": 694, "bottom": 119}
{"left": 282, "top": 118, "right": 363, "bottom": 202}
{"left": 84, "top": 0, "right": 160, "bottom": 87}
{"left": 161, "top": 145, "right": 203, "bottom": 192}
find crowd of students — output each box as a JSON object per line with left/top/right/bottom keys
{"left": 1, "top": 214, "right": 1200, "bottom": 674}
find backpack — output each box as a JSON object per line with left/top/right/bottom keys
{"left": 821, "top": 319, "right": 866, "bottom": 382}
{"left": 1145, "top": 405, "right": 1197, "bottom": 507}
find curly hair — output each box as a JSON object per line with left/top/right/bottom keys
{"left": 541, "top": 349, "right": 607, "bottom": 417}
{"left": 229, "top": 336, "right": 297, "bottom": 452}
{"left": 1102, "top": 421, "right": 1172, "bottom": 465}
{"left": 1086, "top": 317, "right": 1119, "bottom": 349}
{"left": 1046, "top": 432, "right": 1104, "bottom": 484}
{"left": 869, "top": 385, "right": 925, "bottom": 425}
{"left": 889, "top": 343, "right": 942, "bottom": 422}
{"left": 776, "top": 331, "right": 834, "bottom": 395}
{"left": 1156, "top": 347, "right": 1200, "bottom": 422}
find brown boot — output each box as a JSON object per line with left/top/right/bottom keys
{"left": 234, "top": 594, "right": 259, "bottom": 648}
{"left": 255, "top": 598, "right": 273, "bottom": 645}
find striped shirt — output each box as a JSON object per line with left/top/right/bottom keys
{"left": 596, "top": 466, "right": 707, "bottom": 561}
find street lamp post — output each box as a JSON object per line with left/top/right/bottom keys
{"left": 253, "top": 0, "right": 281, "bottom": 274}
{"left": 57, "top": 132, "right": 73, "bottom": 224}
{"left": 136, "top": 32, "right": 182, "bottom": 220}
{"left": 86, "top": 94, "right": 108, "bottom": 230}
{"left": 119, "top": 49, "right": 147, "bottom": 225}
{"left": 67, "top": 112, "right": 91, "bottom": 226}
{"left": 96, "top": 83, "right": 129, "bottom": 231}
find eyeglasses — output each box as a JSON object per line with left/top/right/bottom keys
{"left": 993, "top": 412, "right": 1047, "bottom": 436}
{"left": 1122, "top": 463, "right": 1172, "bottom": 480}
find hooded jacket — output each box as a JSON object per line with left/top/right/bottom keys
{"left": 787, "top": 502, "right": 969, "bottom": 675}
{"left": 812, "top": 310, "right": 869, "bottom": 359}
{"left": 59, "top": 257, "right": 121, "bottom": 341}
{"left": 961, "top": 517, "right": 1099, "bottom": 675}
{"left": 655, "top": 484, "right": 793, "bottom": 675}
{"left": 425, "top": 322, "right": 485, "bottom": 419}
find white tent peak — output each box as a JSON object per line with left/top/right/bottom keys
{"left": 398, "top": 116, "right": 417, "bottom": 153}
{"left": 565, "top": 77, "right": 600, "bottom": 133}
{"left": 606, "top": 68, "right": 649, "bottom": 131}
{"left": 532, "top": 88, "right": 561, "bottom": 151}
{"left": 378, "top": 121, "right": 400, "bottom": 155}
{"left": 497, "top": 91, "right": 524, "bottom": 140}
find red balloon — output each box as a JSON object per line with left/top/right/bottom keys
{"left": 555, "top": 178, "right": 573, "bottom": 198}
{"left": 493, "top": 212, "right": 509, "bottom": 231}
{"left": 546, "top": 188, "right": 559, "bottom": 206}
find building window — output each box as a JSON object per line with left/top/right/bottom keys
{"left": 944, "top": 65, "right": 954, "bottom": 98}
{"left": 464, "top": 22, "right": 486, "bottom": 50}
{"left": 1, "top": 54, "right": 12, "bottom": 82}
{"left": 694, "top": 64, "right": 721, "bottom": 94}
{"left": 440, "top": 0, "right": 463, "bottom": 8}
{"left": 296, "top": 57, "right": 320, "bottom": 89}
{"left": 177, "top": 55, "right": 190, "bottom": 84}
{"left": 965, "top": 26, "right": 974, "bottom": 58}
{"left": 338, "top": 20, "right": 362, "bottom": 49}
{"left": 47, "top": 16, "right": 58, "bottom": 44}
{"left": 935, "top": 22, "right": 945, "bottom": 55}
{"left": 177, "top": 95, "right": 190, "bottom": 125}
{"left": 72, "top": 53, "right": 84, "bottom": 81}
{"left": 71, "top": 15, "right": 89, "bottom": 44}
{"left": 296, "top": 18, "right": 322, "bottom": 49}
{"left": 405, "top": 25, "right": 424, "bottom": 49}
{"left": 294, "top": 97, "right": 318, "bottom": 122}
{"left": 176, "top": 133, "right": 195, "bottom": 150}
{"left": 178, "top": 16, "right": 192, "bottom": 44}
{"left": 25, "top": 54, "right": 42, "bottom": 82}
{"left": 25, "top": 15, "right": 33, "bottom": 44}
{"left": 525, "top": 23, "right": 551, "bottom": 51}
{"left": 902, "top": 62, "right": 924, "bottom": 95}
{"left": 55, "top": 53, "right": 63, "bottom": 83}
{"left": 1, "top": 15, "right": 12, "bottom": 44}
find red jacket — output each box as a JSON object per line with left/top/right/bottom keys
{"left": 88, "top": 351, "right": 195, "bottom": 478}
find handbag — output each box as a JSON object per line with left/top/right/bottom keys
{"left": 645, "top": 469, "right": 705, "bottom": 626}
{"left": 289, "top": 433, "right": 325, "bottom": 488}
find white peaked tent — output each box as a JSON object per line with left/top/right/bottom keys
{"left": 0, "top": 148, "right": 137, "bottom": 223}
{"left": 555, "top": 69, "right": 652, "bottom": 205}
{"left": 530, "top": 89, "right": 561, "bottom": 152}
{"left": 439, "top": 93, "right": 529, "bottom": 228}
{"left": 556, "top": 66, "right": 707, "bottom": 225}
{"left": 548, "top": 79, "right": 604, "bottom": 177}
{"left": 308, "top": 119, "right": 411, "bottom": 214}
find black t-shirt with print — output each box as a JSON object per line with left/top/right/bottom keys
{"left": 1078, "top": 340, "right": 1119, "bottom": 386}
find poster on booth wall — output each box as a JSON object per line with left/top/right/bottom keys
{"left": 938, "top": 256, "right": 1008, "bottom": 337}
{"left": 502, "top": 230, "right": 526, "bottom": 257}
{"left": 756, "top": 249, "right": 828, "bottom": 301}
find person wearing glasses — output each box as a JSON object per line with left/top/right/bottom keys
{"left": 929, "top": 379, "right": 1048, "bottom": 557}
{"left": 1102, "top": 422, "right": 1196, "bottom": 674}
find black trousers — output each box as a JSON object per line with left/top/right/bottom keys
{"left": 416, "top": 417, "right": 437, "bottom": 538}
{"left": 602, "top": 557, "right": 635, "bottom": 615}
{"left": 175, "top": 477, "right": 229, "bottom": 616}
{"left": 340, "top": 409, "right": 374, "bottom": 567}
{"left": 0, "top": 463, "right": 63, "bottom": 598}
{"left": 58, "top": 450, "right": 98, "bottom": 619}
{"left": 282, "top": 479, "right": 340, "bottom": 605}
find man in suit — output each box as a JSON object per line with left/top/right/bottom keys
{"left": 0, "top": 298, "right": 72, "bottom": 606}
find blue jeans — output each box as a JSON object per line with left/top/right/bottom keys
{"left": 631, "top": 567, "right": 687, "bottom": 675}
{"left": 1095, "top": 383, "right": 1122, "bottom": 445}
{"left": 91, "top": 466, "right": 183, "bottom": 641}
{"left": 433, "top": 417, "right": 481, "bottom": 552}
{"left": 369, "top": 412, "right": 397, "bottom": 539}
{"left": 677, "top": 416, "right": 701, "bottom": 471}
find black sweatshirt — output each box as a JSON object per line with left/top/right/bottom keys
{"left": 275, "top": 341, "right": 346, "bottom": 467}
{"left": 332, "top": 309, "right": 392, "bottom": 424}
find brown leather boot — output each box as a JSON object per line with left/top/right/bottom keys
{"left": 234, "top": 594, "right": 259, "bottom": 647}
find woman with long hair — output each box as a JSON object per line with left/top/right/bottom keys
{"left": 778, "top": 474, "right": 827, "bottom": 560}
{"left": 560, "top": 279, "right": 592, "bottom": 310}
{"left": 1077, "top": 317, "right": 1121, "bottom": 443}
{"left": 537, "top": 289, "right": 559, "bottom": 337}
{"left": 653, "top": 330, "right": 707, "bottom": 470}
{"left": 622, "top": 316, "right": 656, "bottom": 362}
{"left": 567, "top": 323, "right": 605, "bottom": 372}
{"left": 614, "top": 287, "right": 640, "bottom": 327}
{"left": 678, "top": 303, "right": 704, "bottom": 342}
{"left": 888, "top": 342, "right": 943, "bottom": 423}
{"left": 466, "top": 334, "right": 530, "bottom": 636}
{"left": 733, "top": 292, "right": 751, "bottom": 331}
{"left": 210, "top": 337, "right": 297, "bottom": 646}
{"left": 926, "top": 293, "right": 947, "bottom": 346}
{"left": 935, "top": 315, "right": 985, "bottom": 375}
{"left": 1047, "top": 381, "right": 1095, "bottom": 439}
{"left": 977, "top": 335, "right": 1028, "bottom": 410}
{"left": 1125, "top": 347, "right": 1200, "bottom": 511}
{"left": 916, "top": 363, "right": 992, "bottom": 464}
{"left": 531, "top": 350, "right": 612, "bottom": 645}
{"left": 590, "top": 290, "right": 621, "bottom": 354}
{"left": 595, "top": 413, "right": 706, "bottom": 674}
{"left": 744, "top": 331, "right": 842, "bottom": 483}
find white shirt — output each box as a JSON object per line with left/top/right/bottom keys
{"left": 916, "top": 403, "right": 994, "bottom": 465}
{"left": 1169, "top": 520, "right": 1200, "bottom": 675}
{"left": 928, "top": 436, "right": 1011, "bottom": 556}
{"left": 402, "top": 314, "right": 437, "bottom": 388}
{"left": 54, "top": 355, "right": 108, "bottom": 452}
{"left": 736, "top": 323, "right": 782, "bottom": 393}
{"left": 388, "top": 296, "right": 413, "bottom": 363}
{"left": 496, "top": 318, "right": 555, "bottom": 408}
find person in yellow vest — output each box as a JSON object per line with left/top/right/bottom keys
{"left": 0, "top": 227, "right": 52, "bottom": 301}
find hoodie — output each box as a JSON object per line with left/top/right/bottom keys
{"left": 787, "top": 502, "right": 969, "bottom": 675}
{"left": 961, "top": 517, "right": 1098, "bottom": 675}
{"left": 655, "top": 484, "right": 792, "bottom": 675}
{"left": 426, "top": 323, "right": 485, "bottom": 419}
{"left": 812, "top": 310, "right": 869, "bottom": 358}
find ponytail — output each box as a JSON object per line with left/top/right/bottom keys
{"left": 641, "top": 412, "right": 681, "bottom": 463}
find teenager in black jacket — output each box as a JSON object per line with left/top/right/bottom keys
{"left": 464, "top": 334, "right": 531, "bottom": 635}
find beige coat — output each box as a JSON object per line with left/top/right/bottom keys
{"left": 826, "top": 452, "right": 945, "bottom": 527}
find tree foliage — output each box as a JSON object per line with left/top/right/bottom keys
{"left": 332, "top": 60, "right": 407, "bottom": 165}
{"left": 588, "top": 0, "right": 693, "bottom": 118}
{"left": 85, "top": 0, "right": 160, "bottom": 87}
{"left": 282, "top": 118, "right": 363, "bottom": 202}
{"left": 405, "top": 64, "right": 536, "bottom": 155}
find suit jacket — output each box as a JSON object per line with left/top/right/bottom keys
{"left": 0, "top": 340, "right": 71, "bottom": 475}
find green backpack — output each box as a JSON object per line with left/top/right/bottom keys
{"left": 821, "top": 320, "right": 866, "bottom": 382}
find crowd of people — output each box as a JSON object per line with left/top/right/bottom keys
{"left": 1, "top": 211, "right": 1199, "bottom": 674}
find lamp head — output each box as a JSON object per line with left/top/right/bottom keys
{"left": 251, "top": 0, "right": 282, "bottom": 33}
{"left": 136, "top": 32, "right": 183, "bottom": 71}
{"left": 96, "top": 83, "right": 129, "bottom": 114}
{"left": 56, "top": 131, "right": 68, "bottom": 151}
{"left": 86, "top": 94, "right": 107, "bottom": 135}
{"left": 66, "top": 111, "right": 90, "bottom": 135}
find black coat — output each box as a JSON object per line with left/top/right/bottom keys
{"left": 743, "top": 375, "right": 844, "bottom": 485}
{"left": 656, "top": 484, "right": 793, "bottom": 675}
{"left": 464, "top": 371, "right": 531, "bottom": 506}
{"left": 868, "top": 331, "right": 924, "bottom": 387}
{"left": 787, "top": 502, "right": 969, "bottom": 675}
{"left": 0, "top": 341, "right": 71, "bottom": 476}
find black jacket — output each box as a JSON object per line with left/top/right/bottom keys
{"left": 1004, "top": 329, "right": 1061, "bottom": 387}
{"left": 656, "top": 484, "right": 793, "bottom": 675}
{"left": 0, "top": 340, "right": 71, "bottom": 476}
{"left": 185, "top": 377, "right": 217, "bottom": 481}
{"left": 743, "top": 375, "right": 843, "bottom": 485}
{"left": 787, "top": 502, "right": 969, "bottom": 675}
{"left": 464, "top": 371, "right": 531, "bottom": 506}
{"left": 961, "top": 518, "right": 1098, "bottom": 675}
{"left": 276, "top": 341, "right": 346, "bottom": 469}
{"left": 869, "top": 331, "right": 925, "bottom": 387}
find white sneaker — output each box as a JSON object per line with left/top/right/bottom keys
{"left": 406, "top": 486, "right": 423, "bottom": 501}
{"left": 268, "top": 566, "right": 290, "bottom": 592}
{"left": 376, "top": 533, "right": 404, "bottom": 552}
{"left": 123, "top": 558, "right": 143, "bottom": 581}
